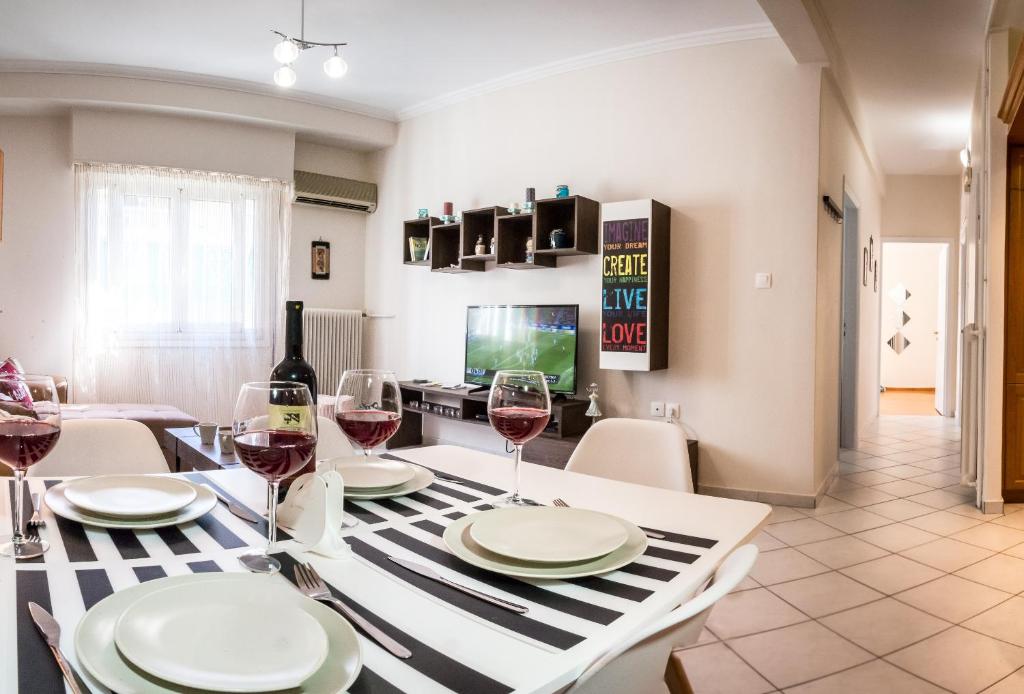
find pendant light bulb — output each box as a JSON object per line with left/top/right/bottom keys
{"left": 274, "top": 65, "right": 297, "bottom": 88}
{"left": 273, "top": 38, "right": 300, "bottom": 64}
{"left": 323, "top": 50, "right": 348, "bottom": 79}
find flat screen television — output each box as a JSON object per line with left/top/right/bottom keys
{"left": 464, "top": 304, "right": 580, "bottom": 395}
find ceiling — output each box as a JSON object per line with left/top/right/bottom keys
{"left": 0, "top": 0, "right": 771, "bottom": 120}
{"left": 817, "top": 0, "right": 991, "bottom": 175}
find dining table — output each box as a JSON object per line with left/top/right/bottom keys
{"left": 0, "top": 444, "right": 770, "bottom": 694}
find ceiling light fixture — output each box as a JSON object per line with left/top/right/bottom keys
{"left": 270, "top": 0, "right": 348, "bottom": 88}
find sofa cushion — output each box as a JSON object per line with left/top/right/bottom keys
{"left": 60, "top": 404, "right": 198, "bottom": 441}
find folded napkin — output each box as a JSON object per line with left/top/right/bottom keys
{"left": 277, "top": 469, "right": 351, "bottom": 559}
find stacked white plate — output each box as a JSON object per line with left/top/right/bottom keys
{"left": 75, "top": 573, "right": 362, "bottom": 693}
{"left": 328, "top": 457, "right": 436, "bottom": 499}
{"left": 44, "top": 474, "right": 218, "bottom": 529}
{"left": 443, "top": 506, "right": 649, "bottom": 579}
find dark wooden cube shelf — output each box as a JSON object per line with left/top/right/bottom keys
{"left": 431, "top": 222, "right": 480, "bottom": 273}
{"left": 403, "top": 217, "right": 437, "bottom": 266}
{"left": 460, "top": 206, "right": 503, "bottom": 269}
{"left": 496, "top": 213, "right": 556, "bottom": 269}
{"left": 534, "top": 195, "right": 600, "bottom": 256}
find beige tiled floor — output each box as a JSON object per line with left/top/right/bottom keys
{"left": 676, "top": 415, "right": 1024, "bottom": 693}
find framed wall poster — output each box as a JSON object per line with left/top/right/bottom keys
{"left": 311, "top": 240, "right": 330, "bottom": 280}
{"left": 599, "top": 199, "right": 671, "bottom": 371}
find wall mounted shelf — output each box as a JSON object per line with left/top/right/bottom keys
{"left": 402, "top": 217, "right": 438, "bottom": 266}
{"left": 402, "top": 195, "right": 601, "bottom": 273}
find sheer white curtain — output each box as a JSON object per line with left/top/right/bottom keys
{"left": 73, "top": 164, "right": 291, "bottom": 423}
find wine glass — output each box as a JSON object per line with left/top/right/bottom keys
{"left": 0, "top": 374, "right": 61, "bottom": 559}
{"left": 334, "top": 370, "right": 403, "bottom": 462}
{"left": 233, "top": 381, "right": 317, "bottom": 574}
{"left": 487, "top": 370, "right": 551, "bottom": 506}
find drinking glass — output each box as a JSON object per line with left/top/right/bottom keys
{"left": 334, "top": 370, "right": 403, "bottom": 462}
{"left": 233, "top": 381, "right": 317, "bottom": 574}
{"left": 0, "top": 374, "right": 61, "bottom": 559}
{"left": 487, "top": 370, "right": 551, "bottom": 506}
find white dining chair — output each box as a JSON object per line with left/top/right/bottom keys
{"left": 566, "top": 418, "right": 694, "bottom": 493}
{"left": 564, "top": 544, "right": 758, "bottom": 694}
{"left": 27, "top": 419, "right": 168, "bottom": 477}
{"left": 315, "top": 415, "right": 356, "bottom": 460}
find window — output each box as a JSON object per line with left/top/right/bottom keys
{"left": 74, "top": 164, "right": 291, "bottom": 421}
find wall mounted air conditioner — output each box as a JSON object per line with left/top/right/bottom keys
{"left": 293, "top": 170, "right": 378, "bottom": 213}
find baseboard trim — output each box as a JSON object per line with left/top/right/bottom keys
{"left": 698, "top": 484, "right": 816, "bottom": 508}
{"left": 983, "top": 499, "right": 1005, "bottom": 514}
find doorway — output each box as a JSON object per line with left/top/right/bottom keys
{"left": 839, "top": 192, "right": 860, "bottom": 449}
{"left": 879, "top": 241, "right": 953, "bottom": 416}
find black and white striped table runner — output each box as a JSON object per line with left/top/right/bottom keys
{"left": 3, "top": 470, "right": 720, "bottom": 694}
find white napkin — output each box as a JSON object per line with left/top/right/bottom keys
{"left": 277, "top": 469, "right": 352, "bottom": 559}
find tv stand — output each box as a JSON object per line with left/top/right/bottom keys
{"left": 466, "top": 385, "right": 489, "bottom": 395}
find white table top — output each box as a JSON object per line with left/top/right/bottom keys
{"left": 0, "top": 444, "right": 769, "bottom": 694}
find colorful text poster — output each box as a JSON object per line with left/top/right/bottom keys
{"left": 601, "top": 217, "right": 649, "bottom": 353}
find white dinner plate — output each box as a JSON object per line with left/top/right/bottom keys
{"left": 327, "top": 461, "right": 435, "bottom": 500}
{"left": 444, "top": 511, "right": 648, "bottom": 579}
{"left": 469, "top": 506, "right": 630, "bottom": 563}
{"left": 76, "top": 574, "right": 362, "bottom": 694}
{"left": 333, "top": 458, "right": 416, "bottom": 490}
{"left": 115, "top": 576, "right": 329, "bottom": 692}
{"left": 63, "top": 474, "right": 198, "bottom": 517}
{"left": 45, "top": 480, "right": 217, "bottom": 529}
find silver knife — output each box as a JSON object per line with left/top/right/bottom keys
{"left": 27, "top": 602, "right": 84, "bottom": 694}
{"left": 202, "top": 484, "right": 262, "bottom": 524}
{"left": 388, "top": 556, "right": 529, "bottom": 614}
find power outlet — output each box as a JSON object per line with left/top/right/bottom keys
{"left": 650, "top": 401, "right": 665, "bottom": 417}
{"left": 666, "top": 403, "right": 680, "bottom": 420}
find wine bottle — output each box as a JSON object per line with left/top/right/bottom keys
{"left": 271, "top": 300, "right": 318, "bottom": 404}
{"left": 270, "top": 301, "right": 318, "bottom": 494}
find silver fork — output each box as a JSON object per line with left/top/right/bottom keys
{"left": 23, "top": 531, "right": 42, "bottom": 545}
{"left": 293, "top": 562, "right": 412, "bottom": 659}
{"left": 552, "top": 498, "right": 666, "bottom": 540}
{"left": 28, "top": 493, "right": 45, "bottom": 527}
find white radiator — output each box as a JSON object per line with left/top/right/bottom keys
{"left": 303, "top": 308, "right": 363, "bottom": 396}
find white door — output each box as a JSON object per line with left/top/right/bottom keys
{"left": 935, "top": 245, "right": 949, "bottom": 415}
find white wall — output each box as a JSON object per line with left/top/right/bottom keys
{"left": 0, "top": 115, "right": 75, "bottom": 376}
{"left": 289, "top": 141, "right": 370, "bottom": 311}
{"left": 883, "top": 175, "right": 961, "bottom": 240}
{"left": 364, "top": 39, "right": 824, "bottom": 498}
{"left": 813, "top": 72, "right": 884, "bottom": 492}
{"left": 880, "top": 242, "right": 945, "bottom": 388}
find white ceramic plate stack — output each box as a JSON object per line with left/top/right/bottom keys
{"left": 329, "top": 457, "right": 436, "bottom": 499}
{"left": 443, "top": 506, "right": 650, "bottom": 579}
{"left": 44, "top": 474, "right": 218, "bottom": 529}
{"left": 75, "top": 573, "right": 363, "bottom": 693}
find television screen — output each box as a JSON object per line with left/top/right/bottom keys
{"left": 465, "top": 305, "right": 579, "bottom": 394}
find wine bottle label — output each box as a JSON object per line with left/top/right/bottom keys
{"left": 268, "top": 404, "right": 311, "bottom": 430}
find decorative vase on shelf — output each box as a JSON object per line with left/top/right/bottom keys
{"left": 408, "top": 237, "right": 428, "bottom": 262}
{"left": 489, "top": 237, "right": 496, "bottom": 255}
{"left": 555, "top": 184, "right": 569, "bottom": 198}
{"left": 523, "top": 187, "right": 535, "bottom": 213}
{"left": 417, "top": 208, "right": 429, "bottom": 219}
{"left": 525, "top": 237, "right": 534, "bottom": 264}
{"left": 475, "top": 235, "right": 486, "bottom": 255}
{"left": 550, "top": 228, "right": 567, "bottom": 250}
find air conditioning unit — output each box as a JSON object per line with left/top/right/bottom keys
{"left": 293, "top": 170, "right": 378, "bottom": 213}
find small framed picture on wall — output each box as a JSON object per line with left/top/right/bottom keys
{"left": 311, "top": 240, "right": 330, "bottom": 280}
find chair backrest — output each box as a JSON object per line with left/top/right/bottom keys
{"left": 27, "top": 419, "right": 168, "bottom": 477}
{"left": 315, "top": 415, "right": 355, "bottom": 460}
{"left": 565, "top": 544, "right": 758, "bottom": 694}
{"left": 566, "top": 418, "right": 693, "bottom": 493}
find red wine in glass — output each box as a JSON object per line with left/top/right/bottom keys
{"left": 0, "top": 421, "right": 61, "bottom": 471}
{"left": 335, "top": 410, "right": 401, "bottom": 450}
{"left": 234, "top": 430, "right": 317, "bottom": 481}
{"left": 488, "top": 407, "right": 550, "bottom": 445}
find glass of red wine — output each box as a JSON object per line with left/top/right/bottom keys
{"left": 334, "top": 370, "right": 403, "bottom": 463}
{"left": 487, "top": 370, "right": 551, "bottom": 506}
{"left": 0, "top": 374, "right": 61, "bottom": 559}
{"left": 233, "top": 381, "right": 317, "bottom": 574}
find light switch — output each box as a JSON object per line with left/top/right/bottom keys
{"left": 755, "top": 272, "right": 773, "bottom": 289}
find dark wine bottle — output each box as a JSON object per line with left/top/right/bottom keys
{"left": 270, "top": 301, "right": 318, "bottom": 496}
{"left": 271, "top": 300, "right": 318, "bottom": 405}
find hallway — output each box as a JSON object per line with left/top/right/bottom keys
{"left": 677, "top": 416, "right": 1024, "bottom": 693}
